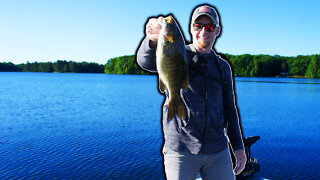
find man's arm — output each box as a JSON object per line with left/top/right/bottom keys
{"left": 136, "top": 37, "right": 157, "bottom": 72}
{"left": 222, "top": 60, "right": 244, "bottom": 152}
{"left": 222, "top": 60, "right": 246, "bottom": 175}
{"left": 136, "top": 17, "right": 162, "bottom": 72}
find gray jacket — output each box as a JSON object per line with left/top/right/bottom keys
{"left": 137, "top": 37, "right": 244, "bottom": 154}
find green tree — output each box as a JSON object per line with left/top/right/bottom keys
{"left": 104, "top": 55, "right": 153, "bottom": 75}
{"left": 0, "top": 62, "right": 21, "bottom": 71}
{"left": 305, "top": 55, "right": 320, "bottom": 78}
{"left": 288, "top": 55, "right": 311, "bottom": 76}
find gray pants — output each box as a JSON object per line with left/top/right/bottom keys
{"left": 163, "top": 147, "right": 235, "bottom": 180}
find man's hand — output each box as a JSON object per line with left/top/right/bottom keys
{"left": 234, "top": 149, "right": 247, "bottom": 175}
{"left": 145, "top": 17, "right": 162, "bottom": 48}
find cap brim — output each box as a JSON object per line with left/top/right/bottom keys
{"left": 193, "top": 13, "right": 218, "bottom": 24}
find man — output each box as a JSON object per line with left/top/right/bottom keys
{"left": 136, "top": 4, "right": 246, "bottom": 180}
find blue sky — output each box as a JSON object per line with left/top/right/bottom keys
{"left": 0, "top": 0, "right": 319, "bottom": 64}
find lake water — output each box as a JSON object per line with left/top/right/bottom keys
{"left": 0, "top": 72, "right": 319, "bottom": 180}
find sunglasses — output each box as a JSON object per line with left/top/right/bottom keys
{"left": 192, "top": 23, "right": 217, "bottom": 32}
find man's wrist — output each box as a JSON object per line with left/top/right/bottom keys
{"left": 149, "top": 40, "right": 157, "bottom": 48}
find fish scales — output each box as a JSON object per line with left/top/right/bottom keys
{"left": 156, "top": 15, "right": 189, "bottom": 121}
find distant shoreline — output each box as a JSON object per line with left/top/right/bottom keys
{"left": 1, "top": 53, "right": 320, "bottom": 78}
{"left": 2, "top": 71, "right": 319, "bottom": 80}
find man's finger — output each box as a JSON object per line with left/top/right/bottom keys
{"left": 234, "top": 161, "right": 245, "bottom": 175}
{"left": 148, "top": 18, "right": 157, "bottom": 23}
{"left": 234, "top": 166, "right": 240, "bottom": 175}
{"left": 234, "top": 163, "right": 240, "bottom": 175}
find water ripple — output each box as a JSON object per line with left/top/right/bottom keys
{"left": 0, "top": 73, "right": 319, "bottom": 179}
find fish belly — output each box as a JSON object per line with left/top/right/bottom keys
{"left": 157, "top": 53, "right": 188, "bottom": 120}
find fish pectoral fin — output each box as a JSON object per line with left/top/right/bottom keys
{"left": 159, "top": 77, "right": 166, "bottom": 93}
{"left": 166, "top": 34, "right": 174, "bottom": 43}
{"left": 177, "top": 99, "right": 186, "bottom": 120}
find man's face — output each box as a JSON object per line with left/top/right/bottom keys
{"left": 191, "top": 15, "right": 220, "bottom": 50}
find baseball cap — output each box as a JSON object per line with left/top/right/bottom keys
{"left": 191, "top": 5, "right": 219, "bottom": 25}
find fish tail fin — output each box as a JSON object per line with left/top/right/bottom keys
{"left": 167, "top": 99, "right": 175, "bottom": 120}
{"left": 177, "top": 98, "right": 186, "bottom": 120}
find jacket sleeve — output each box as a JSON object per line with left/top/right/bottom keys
{"left": 222, "top": 60, "right": 245, "bottom": 152}
{"left": 136, "top": 37, "right": 158, "bottom": 73}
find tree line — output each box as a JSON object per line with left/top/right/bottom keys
{"left": 104, "top": 54, "right": 320, "bottom": 78}
{"left": 0, "top": 60, "right": 104, "bottom": 73}
{"left": 1, "top": 54, "right": 319, "bottom": 78}
{"left": 104, "top": 55, "right": 152, "bottom": 75}
{"left": 222, "top": 54, "right": 320, "bottom": 78}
